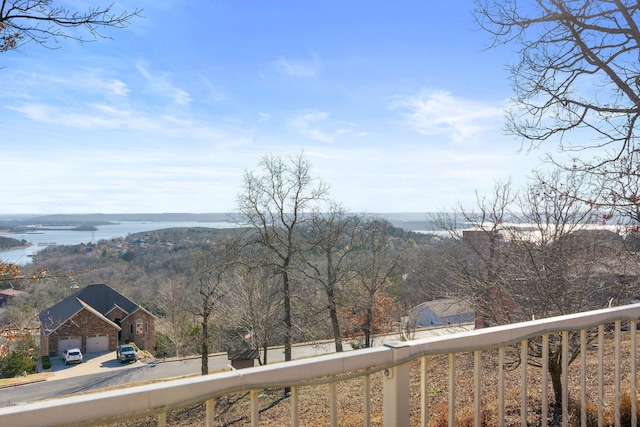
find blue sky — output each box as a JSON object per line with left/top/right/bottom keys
{"left": 1, "top": 0, "right": 554, "bottom": 215}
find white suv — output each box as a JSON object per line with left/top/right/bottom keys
{"left": 62, "top": 347, "right": 83, "bottom": 365}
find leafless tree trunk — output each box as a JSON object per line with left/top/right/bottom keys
{"left": 156, "top": 277, "right": 190, "bottom": 358}
{"left": 219, "top": 256, "right": 283, "bottom": 366}
{"left": 301, "top": 205, "right": 360, "bottom": 352}
{"left": 348, "top": 218, "right": 404, "bottom": 348}
{"left": 237, "top": 152, "right": 329, "bottom": 363}
{"left": 191, "top": 236, "right": 240, "bottom": 375}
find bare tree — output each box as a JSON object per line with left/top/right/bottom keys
{"left": 475, "top": 1, "right": 640, "bottom": 224}
{"left": 219, "top": 263, "right": 282, "bottom": 366}
{"left": 1, "top": 1, "right": 141, "bottom": 53}
{"left": 156, "top": 277, "right": 190, "bottom": 358}
{"left": 435, "top": 172, "right": 639, "bottom": 410}
{"left": 237, "top": 152, "right": 329, "bottom": 362}
{"left": 299, "top": 205, "right": 361, "bottom": 352}
{"left": 191, "top": 236, "right": 240, "bottom": 375}
{"left": 345, "top": 218, "right": 404, "bottom": 348}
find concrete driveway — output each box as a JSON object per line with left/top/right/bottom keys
{"left": 50, "top": 351, "right": 144, "bottom": 380}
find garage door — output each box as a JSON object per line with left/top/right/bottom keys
{"left": 86, "top": 334, "right": 109, "bottom": 353}
{"left": 58, "top": 336, "right": 82, "bottom": 357}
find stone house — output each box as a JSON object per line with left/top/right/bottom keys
{"left": 39, "top": 283, "right": 156, "bottom": 358}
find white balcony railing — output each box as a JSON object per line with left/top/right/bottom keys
{"left": 1, "top": 303, "right": 640, "bottom": 427}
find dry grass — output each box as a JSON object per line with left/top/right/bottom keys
{"left": 117, "top": 332, "right": 640, "bottom": 427}
{"left": 0, "top": 371, "right": 53, "bottom": 388}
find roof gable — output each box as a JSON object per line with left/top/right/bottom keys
{"left": 125, "top": 305, "right": 158, "bottom": 320}
{"left": 73, "top": 284, "right": 139, "bottom": 315}
{"left": 77, "top": 299, "right": 121, "bottom": 330}
{"left": 39, "top": 284, "right": 142, "bottom": 334}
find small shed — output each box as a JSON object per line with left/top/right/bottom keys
{"left": 227, "top": 349, "right": 259, "bottom": 369}
{"left": 409, "top": 298, "right": 474, "bottom": 328}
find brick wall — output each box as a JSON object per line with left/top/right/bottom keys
{"left": 45, "top": 308, "right": 119, "bottom": 357}
{"left": 120, "top": 309, "right": 155, "bottom": 354}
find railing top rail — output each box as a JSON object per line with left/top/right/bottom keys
{"left": 2, "top": 303, "right": 639, "bottom": 427}
{"left": 407, "top": 302, "right": 640, "bottom": 357}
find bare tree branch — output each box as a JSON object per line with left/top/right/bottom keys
{"left": 0, "top": 1, "right": 141, "bottom": 53}
{"left": 476, "top": 0, "right": 640, "bottom": 160}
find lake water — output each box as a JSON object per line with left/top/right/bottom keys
{"left": 0, "top": 221, "right": 240, "bottom": 265}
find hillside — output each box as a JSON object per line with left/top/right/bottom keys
{"left": 0, "top": 235, "right": 29, "bottom": 250}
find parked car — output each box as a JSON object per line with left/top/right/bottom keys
{"left": 62, "top": 347, "right": 83, "bottom": 365}
{"left": 117, "top": 344, "right": 138, "bottom": 363}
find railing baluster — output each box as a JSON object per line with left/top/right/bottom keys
{"left": 251, "top": 390, "right": 259, "bottom": 427}
{"left": 474, "top": 350, "right": 481, "bottom": 427}
{"left": 383, "top": 363, "right": 410, "bottom": 426}
{"left": 363, "top": 374, "right": 371, "bottom": 427}
{"left": 542, "top": 334, "right": 549, "bottom": 427}
{"left": 498, "top": 346, "right": 505, "bottom": 427}
{"left": 383, "top": 342, "right": 410, "bottom": 427}
{"left": 329, "top": 379, "right": 337, "bottom": 427}
{"left": 448, "top": 352, "right": 455, "bottom": 427}
{"left": 599, "top": 323, "right": 605, "bottom": 427}
{"left": 562, "top": 331, "right": 568, "bottom": 427}
{"left": 6, "top": 306, "right": 640, "bottom": 427}
{"left": 206, "top": 398, "right": 215, "bottom": 427}
{"left": 632, "top": 320, "right": 637, "bottom": 427}
{"left": 421, "top": 356, "right": 429, "bottom": 427}
{"left": 580, "top": 329, "right": 587, "bottom": 427}
{"left": 157, "top": 411, "right": 166, "bottom": 427}
{"left": 521, "top": 339, "right": 527, "bottom": 427}
{"left": 615, "top": 320, "right": 621, "bottom": 427}
{"left": 291, "top": 386, "right": 299, "bottom": 427}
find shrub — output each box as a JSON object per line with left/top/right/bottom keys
{"left": 153, "top": 331, "right": 175, "bottom": 357}
{"left": 350, "top": 338, "right": 365, "bottom": 350}
{"left": 0, "top": 333, "right": 39, "bottom": 377}
{"left": 126, "top": 341, "right": 140, "bottom": 351}
{"left": 41, "top": 356, "right": 51, "bottom": 370}
{"left": 1, "top": 351, "right": 37, "bottom": 377}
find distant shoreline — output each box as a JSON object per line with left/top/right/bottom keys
{"left": 0, "top": 243, "right": 32, "bottom": 253}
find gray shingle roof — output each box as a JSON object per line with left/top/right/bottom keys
{"left": 411, "top": 298, "right": 473, "bottom": 318}
{"left": 38, "top": 283, "right": 141, "bottom": 336}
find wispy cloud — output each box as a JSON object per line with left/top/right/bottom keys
{"left": 107, "top": 79, "right": 130, "bottom": 96}
{"left": 7, "top": 101, "right": 252, "bottom": 146}
{"left": 2, "top": 63, "right": 248, "bottom": 143}
{"left": 136, "top": 62, "right": 192, "bottom": 105}
{"left": 391, "top": 90, "right": 505, "bottom": 142}
{"left": 272, "top": 54, "right": 320, "bottom": 78}
{"left": 289, "top": 111, "right": 353, "bottom": 143}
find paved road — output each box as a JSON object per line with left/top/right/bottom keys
{"left": 0, "top": 324, "right": 472, "bottom": 408}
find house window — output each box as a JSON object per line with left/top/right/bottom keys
{"left": 81, "top": 316, "right": 87, "bottom": 324}
{"left": 136, "top": 319, "right": 143, "bottom": 335}
{"left": 144, "top": 322, "right": 148, "bottom": 333}
{"left": 130, "top": 324, "right": 134, "bottom": 334}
